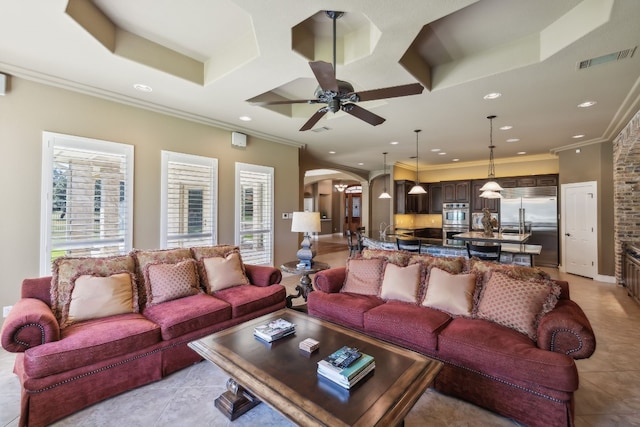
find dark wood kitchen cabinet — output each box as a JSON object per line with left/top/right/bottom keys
{"left": 442, "top": 181, "right": 470, "bottom": 203}
{"left": 429, "top": 184, "right": 443, "bottom": 214}
{"left": 394, "top": 180, "right": 428, "bottom": 214}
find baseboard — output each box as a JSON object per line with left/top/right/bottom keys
{"left": 595, "top": 274, "right": 616, "bottom": 284}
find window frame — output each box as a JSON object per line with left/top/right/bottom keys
{"left": 40, "top": 131, "right": 134, "bottom": 275}
{"left": 160, "top": 150, "right": 218, "bottom": 249}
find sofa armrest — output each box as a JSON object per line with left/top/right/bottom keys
{"left": 1, "top": 298, "right": 60, "bottom": 352}
{"left": 536, "top": 299, "right": 596, "bottom": 359}
{"left": 314, "top": 267, "right": 346, "bottom": 293}
{"left": 244, "top": 264, "right": 282, "bottom": 287}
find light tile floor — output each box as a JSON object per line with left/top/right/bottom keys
{"left": 1, "top": 235, "right": 638, "bottom": 426}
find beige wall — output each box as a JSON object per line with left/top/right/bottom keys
{"left": 0, "top": 77, "right": 299, "bottom": 322}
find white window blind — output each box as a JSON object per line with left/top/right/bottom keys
{"left": 161, "top": 151, "right": 217, "bottom": 248}
{"left": 40, "top": 132, "right": 133, "bottom": 275}
{"left": 235, "top": 163, "right": 274, "bottom": 266}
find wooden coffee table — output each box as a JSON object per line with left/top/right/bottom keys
{"left": 188, "top": 309, "right": 443, "bottom": 426}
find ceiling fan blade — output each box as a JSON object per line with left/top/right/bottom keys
{"left": 250, "top": 99, "right": 315, "bottom": 106}
{"left": 342, "top": 103, "right": 386, "bottom": 126}
{"left": 349, "top": 82, "right": 424, "bottom": 102}
{"left": 300, "top": 108, "right": 328, "bottom": 131}
{"left": 309, "top": 61, "right": 339, "bottom": 93}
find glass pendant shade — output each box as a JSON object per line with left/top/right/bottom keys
{"left": 479, "top": 190, "right": 503, "bottom": 199}
{"left": 379, "top": 152, "right": 392, "bottom": 199}
{"left": 479, "top": 180, "right": 504, "bottom": 192}
{"left": 408, "top": 129, "right": 427, "bottom": 195}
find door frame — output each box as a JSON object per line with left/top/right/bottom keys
{"left": 560, "top": 181, "right": 598, "bottom": 278}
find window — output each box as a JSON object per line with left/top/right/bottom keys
{"left": 235, "top": 163, "right": 274, "bottom": 265}
{"left": 40, "top": 132, "right": 133, "bottom": 275}
{"left": 161, "top": 151, "right": 218, "bottom": 248}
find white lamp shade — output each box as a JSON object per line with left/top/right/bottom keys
{"left": 379, "top": 191, "right": 392, "bottom": 199}
{"left": 291, "top": 211, "right": 321, "bottom": 233}
{"left": 479, "top": 180, "right": 504, "bottom": 192}
{"left": 408, "top": 184, "right": 427, "bottom": 194}
{"left": 479, "top": 190, "right": 503, "bottom": 199}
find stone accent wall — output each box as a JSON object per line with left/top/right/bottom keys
{"left": 613, "top": 109, "right": 640, "bottom": 284}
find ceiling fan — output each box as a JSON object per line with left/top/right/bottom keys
{"left": 253, "top": 11, "right": 424, "bottom": 131}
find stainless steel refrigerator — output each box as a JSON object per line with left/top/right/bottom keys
{"left": 499, "top": 186, "right": 559, "bottom": 267}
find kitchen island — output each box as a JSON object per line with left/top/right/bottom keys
{"left": 362, "top": 234, "right": 540, "bottom": 266}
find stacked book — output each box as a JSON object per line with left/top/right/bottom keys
{"left": 317, "top": 346, "right": 375, "bottom": 389}
{"left": 253, "top": 318, "right": 296, "bottom": 343}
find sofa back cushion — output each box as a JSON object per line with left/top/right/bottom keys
{"left": 422, "top": 267, "right": 476, "bottom": 316}
{"left": 341, "top": 257, "right": 386, "bottom": 296}
{"left": 51, "top": 254, "right": 136, "bottom": 323}
{"left": 144, "top": 259, "right": 200, "bottom": 306}
{"left": 63, "top": 272, "right": 138, "bottom": 327}
{"left": 474, "top": 270, "right": 560, "bottom": 340}
{"left": 201, "top": 251, "right": 250, "bottom": 292}
{"left": 379, "top": 262, "right": 422, "bottom": 303}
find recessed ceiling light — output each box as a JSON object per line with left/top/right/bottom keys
{"left": 239, "top": 116, "right": 252, "bottom": 122}
{"left": 452, "top": 158, "right": 460, "bottom": 162}
{"left": 483, "top": 92, "right": 502, "bottom": 100}
{"left": 577, "top": 101, "right": 597, "bottom": 108}
{"left": 357, "top": 162, "right": 364, "bottom": 166}
{"left": 438, "top": 152, "right": 447, "bottom": 155}
{"left": 390, "top": 141, "right": 399, "bottom": 145}
{"left": 572, "top": 134, "right": 585, "bottom": 139}
{"left": 499, "top": 125, "right": 513, "bottom": 130}
{"left": 329, "top": 151, "right": 336, "bottom": 154}
{"left": 576, "top": 148, "right": 581, "bottom": 153}
{"left": 133, "top": 83, "right": 152, "bottom": 92}
{"left": 517, "top": 151, "right": 527, "bottom": 155}
{"left": 430, "top": 148, "right": 441, "bottom": 152}
{"left": 506, "top": 138, "right": 520, "bottom": 143}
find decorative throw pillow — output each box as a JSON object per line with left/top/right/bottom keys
{"left": 341, "top": 257, "right": 386, "bottom": 295}
{"left": 361, "top": 248, "right": 410, "bottom": 266}
{"left": 51, "top": 254, "right": 136, "bottom": 323}
{"left": 202, "top": 252, "right": 250, "bottom": 292}
{"left": 144, "top": 259, "right": 200, "bottom": 306}
{"left": 62, "top": 272, "right": 138, "bottom": 328}
{"left": 132, "top": 247, "right": 193, "bottom": 307}
{"left": 422, "top": 267, "right": 476, "bottom": 316}
{"left": 409, "top": 254, "right": 466, "bottom": 274}
{"left": 475, "top": 271, "right": 560, "bottom": 340}
{"left": 190, "top": 245, "right": 242, "bottom": 288}
{"left": 379, "top": 263, "right": 422, "bottom": 303}
{"left": 469, "top": 259, "right": 550, "bottom": 281}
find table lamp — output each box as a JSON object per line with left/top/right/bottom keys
{"left": 291, "top": 211, "right": 321, "bottom": 269}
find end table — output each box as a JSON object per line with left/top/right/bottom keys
{"left": 280, "top": 261, "right": 330, "bottom": 309}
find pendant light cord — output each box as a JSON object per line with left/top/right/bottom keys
{"left": 414, "top": 129, "right": 421, "bottom": 184}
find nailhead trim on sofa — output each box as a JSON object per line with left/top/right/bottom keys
{"left": 13, "top": 323, "right": 45, "bottom": 349}
{"left": 550, "top": 328, "right": 583, "bottom": 355}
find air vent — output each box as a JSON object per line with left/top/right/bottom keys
{"left": 578, "top": 47, "right": 636, "bottom": 69}
{"left": 311, "top": 126, "right": 331, "bottom": 133}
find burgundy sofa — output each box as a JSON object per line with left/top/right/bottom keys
{"left": 1, "top": 246, "right": 285, "bottom": 427}
{"left": 307, "top": 251, "right": 596, "bottom": 427}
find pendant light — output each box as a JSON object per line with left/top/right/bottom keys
{"left": 379, "top": 152, "right": 391, "bottom": 199}
{"left": 408, "top": 129, "right": 427, "bottom": 194}
{"left": 479, "top": 115, "right": 504, "bottom": 198}
{"left": 334, "top": 182, "right": 347, "bottom": 192}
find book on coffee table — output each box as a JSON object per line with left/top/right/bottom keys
{"left": 317, "top": 346, "right": 375, "bottom": 389}
{"left": 253, "top": 318, "right": 295, "bottom": 342}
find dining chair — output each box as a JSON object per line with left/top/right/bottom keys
{"left": 346, "top": 230, "right": 360, "bottom": 257}
{"left": 466, "top": 242, "right": 502, "bottom": 261}
{"left": 397, "top": 238, "right": 421, "bottom": 253}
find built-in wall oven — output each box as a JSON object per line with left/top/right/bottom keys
{"left": 442, "top": 203, "right": 470, "bottom": 246}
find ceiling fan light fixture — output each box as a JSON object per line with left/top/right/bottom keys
{"left": 379, "top": 152, "right": 392, "bottom": 199}
{"left": 480, "top": 115, "right": 504, "bottom": 198}
{"left": 408, "top": 129, "right": 427, "bottom": 195}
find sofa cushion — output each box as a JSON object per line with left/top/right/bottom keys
{"left": 408, "top": 254, "right": 466, "bottom": 274}
{"left": 213, "top": 284, "right": 286, "bottom": 318}
{"left": 307, "top": 291, "right": 384, "bottom": 330}
{"left": 438, "top": 317, "right": 579, "bottom": 392}
{"left": 469, "top": 259, "right": 550, "bottom": 281}
{"left": 23, "top": 313, "right": 161, "bottom": 378}
{"left": 361, "top": 248, "right": 410, "bottom": 266}
{"left": 422, "top": 268, "right": 476, "bottom": 316}
{"left": 202, "top": 252, "right": 250, "bottom": 292}
{"left": 475, "top": 271, "right": 560, "bottom": 340}
{"left": 379, "top": 262, "right": 422, "bottom": 303}
{"left": 190, "top": 245, "right": 244, "bottom": 290}
{"left": 364, "top": 301, "right": 451, "bottom": 354}
{"left": 51, "top": 254, "right": 136, "bottom": 323}
{"left": 144, "top": 259, "right": 201, "bottom": 306}
{"left": 143, "top": 293, "right": 232, "bottom": 340}
{"left": 132, "top": 248, "right": 194, "bottom": 307}
{"left": 341, "top": 257, "right": 386, "bottom": 296}
{"left": 62, "top": 272, "right": 138, "bottom": 328}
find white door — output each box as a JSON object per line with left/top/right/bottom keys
{"left": 561, "top": 181, "right": 597, "bottom": 278}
